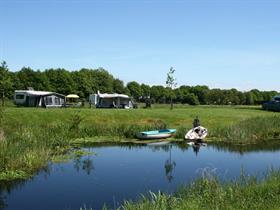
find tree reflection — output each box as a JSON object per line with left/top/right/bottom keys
{"left": 0, "top": 179, "right": 27, "bottom": 210}
{"left": 0, "top": 193, "right": 5, "bottom": 210}
{"left": 164, "top": 145, "right": 176, "bottom": 183}
{"left": 74, "top": 155, "right": 94, "bottom": 175}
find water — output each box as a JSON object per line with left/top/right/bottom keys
{"left": 1, "top": 142, "right": 280, "bottom": 210}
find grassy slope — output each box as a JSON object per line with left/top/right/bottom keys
{"left": 4, "top": 105, "right": 276, "bottom": 131}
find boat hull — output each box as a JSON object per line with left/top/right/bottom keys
{"left": 137, "top": 129, "right": 176, "bottom": 140}
{"left": 185, "top": 126, "right": 208, "bottom": 140}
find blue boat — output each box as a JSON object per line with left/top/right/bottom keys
{"left": 136, "top": 129, "right": 176, "bottom": 140}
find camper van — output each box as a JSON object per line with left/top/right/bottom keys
{"left": 14, "top": 90, "right": 65, "bottom": 108}
{"left": 262, "top": 95, "right": 280, "bottom": 112}
{"left": 89, "top": 93, "right": 136, "bottom": 109}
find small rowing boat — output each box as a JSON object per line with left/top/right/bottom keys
{"left": 137, "top": 129, "right": 176, "bottom": 140}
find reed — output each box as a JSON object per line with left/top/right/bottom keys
{"left": 117, "top": 170, "right": 280, "bottom": 210}
{"left": 211, "top": 116, "right": 280, "bottom": 143}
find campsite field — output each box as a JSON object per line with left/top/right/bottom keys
{"left": 0, "top": 105, "right": 280, "bottom": 181}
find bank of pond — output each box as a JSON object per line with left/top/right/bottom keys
{"left": 1, "top": 142, "right": 280, "bottom": 210}
{"left": 1, "top": 107, "right": 280, "bottom": 209}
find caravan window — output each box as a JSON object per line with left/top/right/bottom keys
{"left": 16, "top": 94, "right": 24, "bottom": 99}
{"left": 47, "top": 97, "right": 53, "bottom": 105}
{"left": 55, "top": 97, "right": 60, "bottom": 104}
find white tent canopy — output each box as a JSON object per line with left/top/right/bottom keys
{"left": 66, "top": 94, "right": 79, "bottom": 98}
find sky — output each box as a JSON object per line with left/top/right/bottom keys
{"left": 1, "top": 0, "right": 280, "bottom": 91}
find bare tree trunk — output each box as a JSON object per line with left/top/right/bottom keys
{"left": 170, "top": 98, "right": 173, "bottom": 110}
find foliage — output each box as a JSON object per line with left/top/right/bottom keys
{"left": 127, "top": 81, "right": 142, "bottom": 100}
{"left": 1, "top": 61, "right": 278, "bottom": 105}
{"left": 166, "top": 67, "right": 177, "bottom": 109}
{"left": 0, "top": 61, "right": 13, "bottom": 103}
{"left": 212, "top": 115, "right": 280, "bottom": 143}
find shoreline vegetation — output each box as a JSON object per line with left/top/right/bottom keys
{"left": 1, "top": 105, "right": 280, "bottom": 209}
{"left": 95, "top": 169, "right": 280, "bottom": 210}
{"left": 1, "top": 105, "right": 280, "bottom": 181}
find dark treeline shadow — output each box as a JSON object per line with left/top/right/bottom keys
{"left": 211, "top": 140, "right": 280, "bottom": 155}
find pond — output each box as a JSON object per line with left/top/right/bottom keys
{"left": 1, "top": 141, "right": 280, "bottom": 210}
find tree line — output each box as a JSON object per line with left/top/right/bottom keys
{"left": 0, "top": 61, "right": 278, "bottom": 105}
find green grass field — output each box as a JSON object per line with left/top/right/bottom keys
{"left": 1, "top": 105, "right": 280, "bottom": 181}
{"left": 3, "top": 105, "right": 278, "bottom": 136}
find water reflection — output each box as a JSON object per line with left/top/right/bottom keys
{"left": 0, "top": 178, "right": 28, "bottom": 210}
{"left": 164, "top": 145, "right": 176, "bottom": 183}
{"left": 189, "top": 142, "right": 207, "bottom": 156}
{"left": 74, "top": 156, "right": 94, "bottom": 175}
{"left": 0, "top": 193, "right": 5, "bottom": 210}
{"left": 211, "top": 140, "right": 280, "bottom": 155}
{"left": 1, "top": 142, "right": 280, "bottom": 210}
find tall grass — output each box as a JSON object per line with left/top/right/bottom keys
{"left": 211, "top": 116, "right": 280, "bottom": 143}
{"left": 114, "top": 170, "right": 280, "bottom": 210}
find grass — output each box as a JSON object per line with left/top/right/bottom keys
{"left": 115, "top": 170, "right": 280, "bottom": 210}
{"left": 1, "top": 105, "right": 280, "bottom": 181}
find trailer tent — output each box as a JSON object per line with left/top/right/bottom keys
{"left": 89, "top": 93, "right": 135, "bottom": 109}
{"left": 14, "top": 90, "right": 65, "bottom": 108}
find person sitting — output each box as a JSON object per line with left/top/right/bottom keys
{"left": 192, "top": 116, "right": 200, "bottom": 128}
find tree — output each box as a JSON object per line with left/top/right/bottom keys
{"left": 166, "top": 67, "right": 177, "bottom": 109}
{"left": 0, "top": 61, "right": 12, "bottom": 106}
{"left": 182, "top": 93, "right": 200, "bottom": 105}
{"left": 150, "top": 85, "right": 165, "bottom": 103}
{"left": 190, "top": 85, "right": 209, "bottom": 105}
{"left": 93, "top": 68, "right": 114, "bottom": 93}
{"left": 45, "top": 68, "right": 77, "bottom": 95}
{"left": 140, "top": 84, "right": 151, "bottom": 99}
{"left": 113, "top": 79, "right": 125, "bottom": 94}
{"left": 126, "top": 81, "right": 142, "bottom": 101}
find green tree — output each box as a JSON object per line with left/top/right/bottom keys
{"left": 45, "top": 68, "right": 76, "bottom": 95}
{"left": 113, "top": 78, "right": 125, "bottom": 94}
{"left": 141, "top": 84, "right": 151, "bottom": 99}
{"left": 190, "top": 85, "right": 209, "bottom": 105}
{"left": 93, "top": 68, "right": 114, "bottom": 93}
{"left": 126, "top": 81, "right": 142, "bottom": 101}
{"left": 166, "top": 67, "right": 177, "bottom": 109}
{"left": 182, "top": 93, "right": 200, "bottom": 105}
{"left": 245, "top": 92, "right": 254, "bottom": 105}
{"left": 0, "top": 61, "right": 12, "bottom": 105}
{"left": 150, "top": 85, "right": 165, "bottom": 103}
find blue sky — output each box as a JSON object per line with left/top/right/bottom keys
{"left": 1, "top": 0, "right": 280, "bottom": 91}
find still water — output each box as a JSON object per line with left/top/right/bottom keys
{"left": 1, "top": 142, "right": 280, "bottom": 210}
